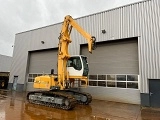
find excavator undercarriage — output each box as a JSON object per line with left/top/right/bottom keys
{"left": 27, "top": 89, "right": 92, "bottom": 110}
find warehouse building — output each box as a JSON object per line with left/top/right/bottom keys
{"left": 0, "top": 54, "right": 12, "bottom": 89}
{"left": 9, "top": 0, "right": 160, "bottom": 107}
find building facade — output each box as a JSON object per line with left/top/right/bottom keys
{"left": 9, "top": 0, "right": 160, "bottom": 107}
{"left": 0, "top": 54, "right": 12, "bottom": 89}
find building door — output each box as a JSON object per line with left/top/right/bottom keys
{"left": 80, "top": 38, "right": 140, "bottom": 104}
{"left": 12, "top": 76, "right": 18, "bottom": 90}
{"left": 26, "top": 48, "right": 58, "bottom": 91}
{"left": 149, "top": 79, "right": 160, "bottom": 107}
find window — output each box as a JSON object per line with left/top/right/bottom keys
{"left": 107, "top": 75, "right": 115, "bottom": 81}
{"left": 98, "top": 81, "right": 106, "bottom": 87}
{"left": 28, "top": 78, "right": 33, "bottom": 82}
{"left": 81, "top": 56, "right": 88, "bottom": 69}
{"left": 67, "top": 59, "right": 73, "bottom": 67}
{"left": 117, "top": 75, "right": 126, "bottom": 81}
{"left": 89, "top": 81, "right": 97, "bottom": 86}
{"left": 28, "top": 74, "right": 34, "bottom": 82}
{"left": 127, "top": 75, "right": 138, "bottom": 81}
{"left": 127, "top": 82, "right": 138, "bottom": 89}
{"left": 117, "top": 82, "right": 126, "bottom": 88}
{"left": 89, "top": 75, "right": 97, "bottom": 80}
{"left": 28, "top": 74, "right": 32, "bottom": 77}
{"left": 33, "top": 74, "right": 37, "bottom": 79}
{"left": 107, "top": 81, "right": 116, "bottom": 87}
{"left": 67, "top": 57, "right": 82, "bottom": 70}
{"left": 98, "top": 75, "right": 106, "bottom": 80}
{"left": 88, "top": 74, "right": 139, "bottom": 89}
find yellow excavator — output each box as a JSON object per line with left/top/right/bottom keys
{"left": 27, "top": 15, "right": 96, "bottom": 110}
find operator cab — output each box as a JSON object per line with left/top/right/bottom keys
{"left": 67, "top": 55, "right": 89, "bottom": 76}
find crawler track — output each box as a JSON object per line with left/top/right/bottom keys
{"left": 64, "top": 90, "right": 92, "bottom": 105}
{"left": 27, "top": 90, "right": 92, "bottom": 110}
{"left": 27, "top": 91, "right": 76, "bottom": 110}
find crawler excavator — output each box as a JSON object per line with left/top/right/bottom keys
{"left": 27, "top": 15, "right": 96, "bottom": 110}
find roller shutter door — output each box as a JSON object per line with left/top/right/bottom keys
{"left": 81, "top": 39, "right": 139, "bottom": 74}
{"left": 28, "top": 49, "right": 58, "bottom": 74}
{"left": 27, "top": 49, "right": 58, "bottom": 91}
{"left": 80, "top": 38, "right": 140, "bottom": 104}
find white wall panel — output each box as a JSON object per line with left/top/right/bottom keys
{"left": 81, "top": 87, "right": 140, "bottom": 104}
{"left": 0, "top": 55, "right": 12, "bottom": 72}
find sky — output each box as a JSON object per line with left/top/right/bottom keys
{"left": 0, "top": 0, "right": 143, "bottom": 57}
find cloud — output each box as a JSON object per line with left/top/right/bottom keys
{"left": 0, "top": 0, "right": 142, "bottom": 56}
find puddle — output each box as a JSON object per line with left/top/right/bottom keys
{"left": 1, "top": 90, "right": 160, "bottom": 120}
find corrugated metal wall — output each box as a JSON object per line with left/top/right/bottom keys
{"left": 10, "top": 0, "right": 160, "bottom": 93}
{"left": 0, "top": 55, "right": 12, "bottom": 72}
